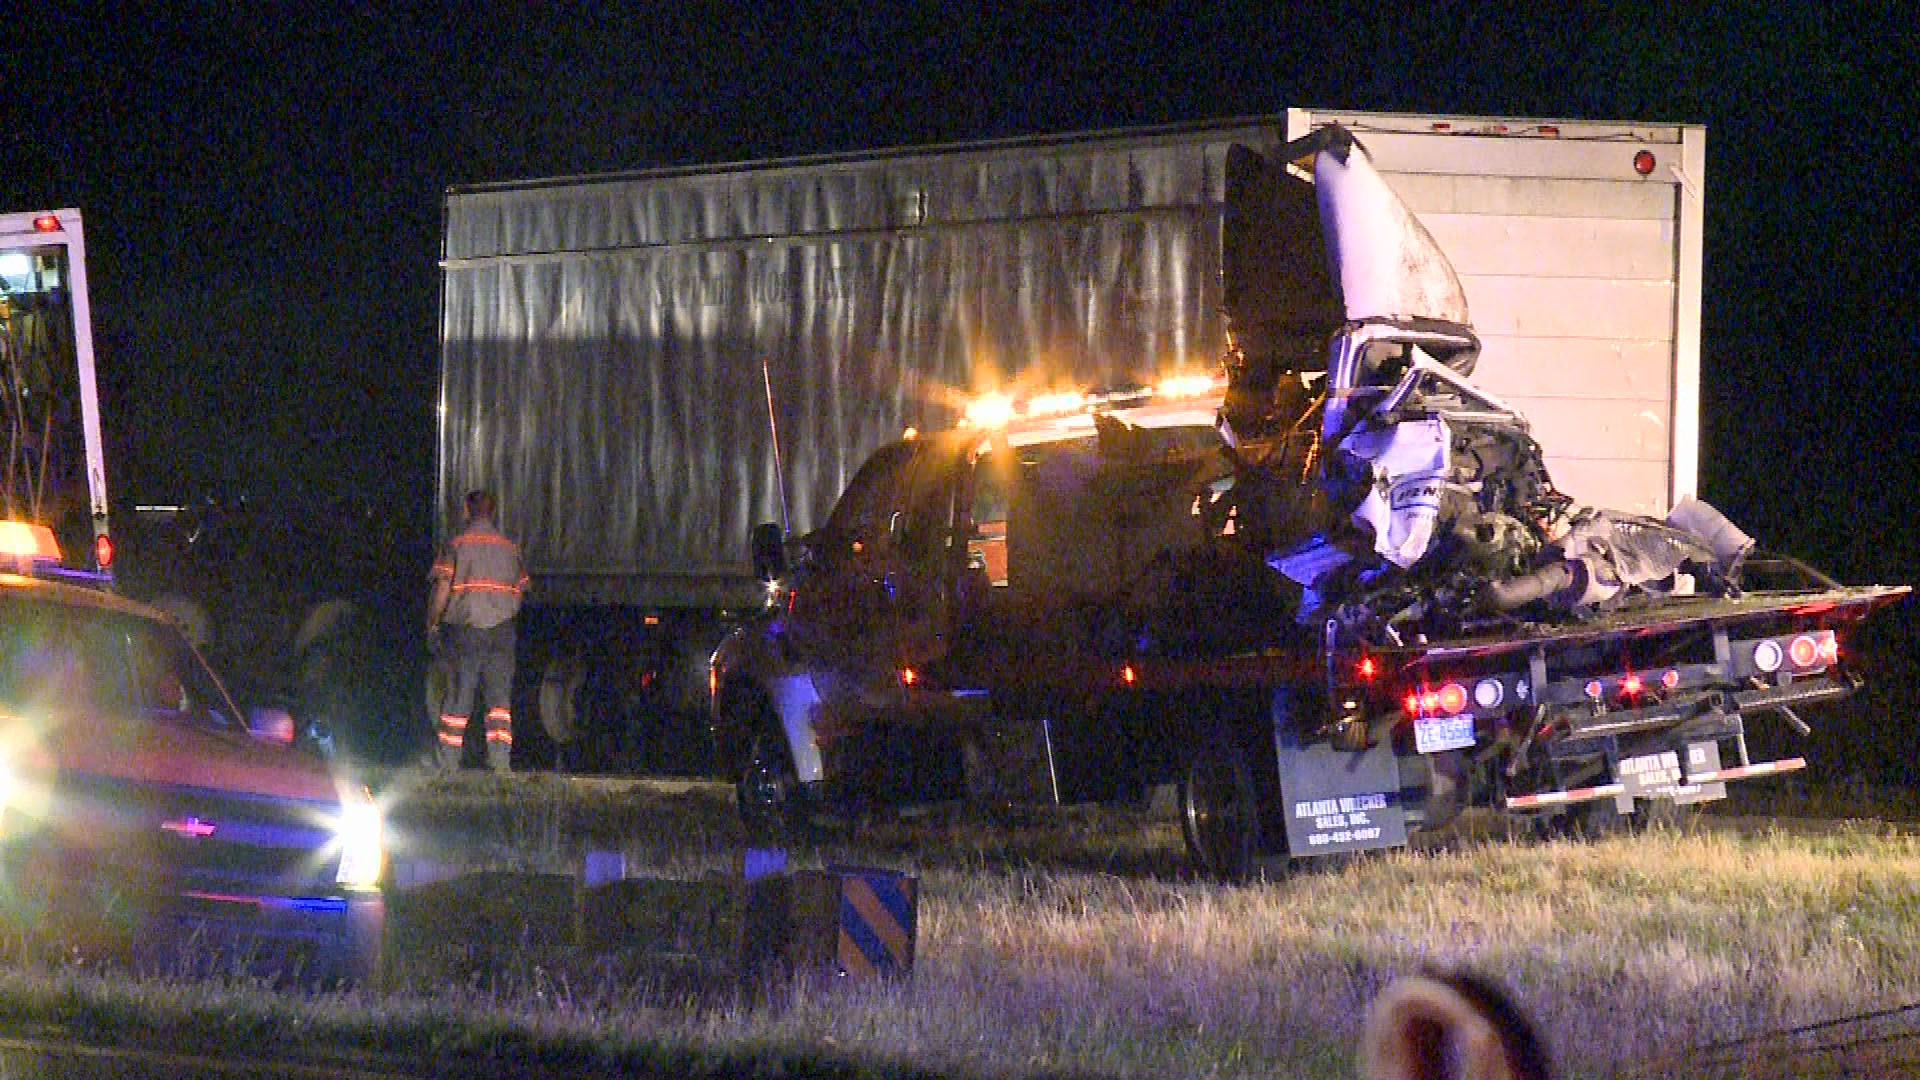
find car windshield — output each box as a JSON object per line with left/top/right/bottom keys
{"left": 0, "top": 592, "right": 242, "bottom": 734}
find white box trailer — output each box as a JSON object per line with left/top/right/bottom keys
{"left": 1285, "top": 110, "right": 1706, "bottom": 516}
{"left": 435, "top": 110, "right": 1707, "bottom": 767}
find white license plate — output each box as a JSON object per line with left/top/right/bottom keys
{"left": 1414, "top": 714, "right": 1476, "bottom": 754}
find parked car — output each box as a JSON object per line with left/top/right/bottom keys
{"left": 0, "top": 522, "right": 385, "bottom": 983}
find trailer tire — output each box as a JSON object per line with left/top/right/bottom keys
{"left": 538, "top": 655, "right": 587, "bottom": 748}
{"left": 1178, "top": 725, "right": 1262, "bottom": 880}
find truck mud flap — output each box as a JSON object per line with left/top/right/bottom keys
{"left": 1274, "top": 723, "right": 1408, "bottom": 857}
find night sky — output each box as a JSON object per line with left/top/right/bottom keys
{"left": 5, "top": 6, "right": 1915, "bottom": 587}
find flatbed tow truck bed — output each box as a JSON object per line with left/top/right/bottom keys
{"left": 1411, "top": 584, "right": 1911, "bottom": 661}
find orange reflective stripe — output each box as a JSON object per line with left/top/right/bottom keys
{"left": 485, "top": 729, "right": 514, "bottom": 744}
{"left": 449, "top": 581, "right": 523, "bottom": 595}
{"left": 437, "top": 731, "right": 463, "bottom": 746}
{"left": 450, "top": 532, "right": 519, "bottom": 548}
{"left": 438, "top": 714, "right": 469, "bottom": 729}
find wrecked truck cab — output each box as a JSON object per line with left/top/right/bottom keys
{"left": 1230, "top": 125, "right": 1768, "bottom": 643}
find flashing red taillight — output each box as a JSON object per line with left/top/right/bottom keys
{"left": 1356, "top": 656, "right": 1378, "bottom": 680}
{"left": 1788, "top": 635, "right": 1820, "bottom": 669}
{"left": 1404, "top": 682, "right": 1469, "bottom": 717}
{"left": 1620, "top": 673, "right": 1644, "bottom": 697}
{"left": 94, "top": 532, "right": 115, "bottom": 570}
{"left": 32, "top": 213, "right": 61, "bottom": 233}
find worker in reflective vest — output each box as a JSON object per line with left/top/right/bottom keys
{"left": 426, "top": 489, "right": 528, "bottom": 772}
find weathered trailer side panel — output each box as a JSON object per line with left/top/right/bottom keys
{"left": 439, "top": 113, "right": 1704, "bottom": 607}
{"left": 439, "top": 123, "right": 1289, "bottom": 608}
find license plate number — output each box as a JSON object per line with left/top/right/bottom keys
{"left": 1414, "top": 714, "right": 1476, "bottom": 754}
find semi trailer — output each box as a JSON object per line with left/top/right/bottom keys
{"left": 438, "top": 109, "right": 1754, "bottom": 775}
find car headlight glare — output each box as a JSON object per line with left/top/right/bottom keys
{"left": 333, "top": 793, "right": 385, "bottom": 890}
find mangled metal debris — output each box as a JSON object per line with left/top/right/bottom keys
{"left": 1228, "top": 125, "right": 1760, "bottom": 647}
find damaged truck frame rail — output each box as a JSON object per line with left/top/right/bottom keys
{"left": 709, "top": 122, "right": 1907, "bottom": 877}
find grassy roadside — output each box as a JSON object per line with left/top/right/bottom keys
{"left": 5, "top": 775, "right": 1920, "bottom": 1078}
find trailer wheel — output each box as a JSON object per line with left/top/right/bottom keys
{"left": 537, "top": 655, "right": 587, "bottom": 749}
{"left": 1179, "top": 726, "right": 1262, "bottom": 880}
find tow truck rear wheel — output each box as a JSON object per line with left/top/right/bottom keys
{"left": 1179, "top": 726, "right": 1262, "bottom": 880}
{"left": 736, "top": 713, "right": 805, "bottom": 844}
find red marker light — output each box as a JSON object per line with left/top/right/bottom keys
{"left": 1817, "top": 633, "right": 1840, "bottom": 664}
{"left": 95, "top": 533, "right": 115, "bottom": 569}
{"left": 900, "top": 667, "right": 918, "bottom": 687}
{"left": 32, "top": 214, "right": 61, "bottom": 232}
{"left": 1621, "top": 673, "right": 1643, "bottom": 697}
{"left": 1661, "top": 669, "right": 1681, "bottom": 690}
{"left": 1788, "top": 635, "right": 1820, "bottom": 668}
{"left": 1356, "top": 656, "right": 1378, "bottom": 680}
{"left": 1121, "top": 664, "right": 1138, "bottom": 686}
{"left": 1633, "top": 150, "right": 1656, "bottom": 176}
{"left": 1584, "top": 680, "right": 1604, "bottom": 700}
{"left": 1437, "top": 682, "right": 1468, "bottom": 715}
{"left": 1404, "top": 692, "right": 1423, "bottom": 716}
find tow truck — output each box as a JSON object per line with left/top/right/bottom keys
{"left": 709, "top": 127, "right": 1908, "bottom": 876}
{"left": 0, "top": 208, "right": 112, "bottom": 580}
